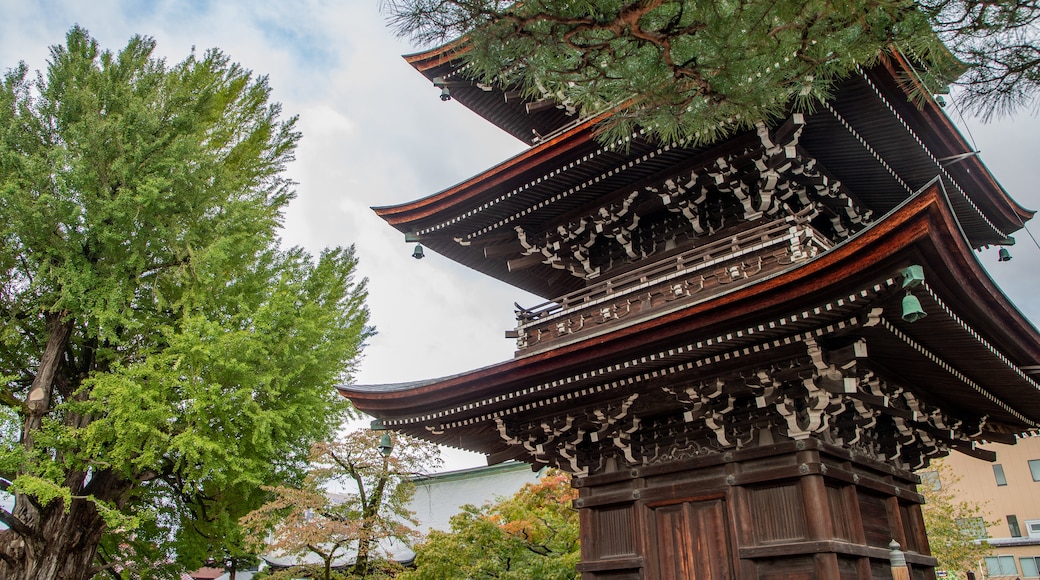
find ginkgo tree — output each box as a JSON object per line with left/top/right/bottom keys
{"left": 241, "top": 429, "right": 442, "bottom": 580}
{"left": 0, "top": 27, "right": 371, "bottom": 580}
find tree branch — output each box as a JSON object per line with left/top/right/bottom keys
{"left": 0, "top": 504, "right": 37, "bottom": 541}
{"left": 23, "top": 312, "right": 73, "bottom": 449}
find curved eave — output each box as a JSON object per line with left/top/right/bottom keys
{"left": 373, "top": 117, "right": 599, "bottom": 227}
{"left": 402, "top": 38, "right": 471, "bottom": 72}
{"left": 344, "top": 182, "right": 1040, "bottom": 425}
{"left": 879, "top": 52, "right": 1034, "bottom": 229}
{"left": 401, "top": 39, "right": 578, "bottom": 145}
{"left": 373, "top": 116, "right": 717, "bottom": 299}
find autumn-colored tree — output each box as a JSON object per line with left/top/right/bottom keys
{"left": 0, "top": 28, "right": 371, "bottom": 579}
{"left": 920, "top": 464, "right": 996, "bottom": 580}
{"left": 402, "top": 469, "right": 580, "bottom": 580}
{"left": 241, "top": 430, "right": 442, "bottom": 580}
{"left": 383, "top": 0, "right": 1040, "bottom": 145}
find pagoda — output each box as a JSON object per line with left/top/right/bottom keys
{"left": 340, "top": 45, "right": 1040, "bottom": 579}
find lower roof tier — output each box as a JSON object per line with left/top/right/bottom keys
{"left": 343, "top": 181, "right": 1040, "bottom": 474}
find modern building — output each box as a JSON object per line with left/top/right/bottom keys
{"left": 927, "top": 435, "right": 1040, "bottom": 578}
{"left": 407, "top": 461, "right": 544, "bottom": 533}
{"left": 217, "top": 462, "right": 542, "bottom": 578}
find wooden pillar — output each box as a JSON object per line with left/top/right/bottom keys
{"left": 886, "top": 495, "right": 908, "bottom": 550}
{"left": 800, "top": 457, "right": 841, "bottom": 578}
{"left": 841, "top": 480, "right": 873, "bottom": 580}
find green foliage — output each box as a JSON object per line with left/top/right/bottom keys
{"left": 255, "top": 559, "right": 405, "bottom": 580}
{"left": 401, "top": 469, "right": 580, "bottom": 580}
{"left": 921, "top": 463, "right": 996, "bottom": 580}
{"left": 0, "top": 27, "right": 371, "bottom": 578}
{"left": 383, "top": 0, "right": 1040, "bottom": 145}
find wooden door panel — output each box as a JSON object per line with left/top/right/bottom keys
{"left": 656, "top": 504, "right": 695, "bottom": 578}
{"left": 653, "top": 498, "right": 732, "bottom": 580}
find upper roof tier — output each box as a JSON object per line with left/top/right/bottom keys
{"left": 380, "top": 49, "right": 1032, "bottom": 300}
{"left": 403, "top": 41, "right": 579, "bottom": 146}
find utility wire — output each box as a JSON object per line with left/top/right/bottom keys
{"left": 949, "top": 95, "right": 1040, "bottom": 252}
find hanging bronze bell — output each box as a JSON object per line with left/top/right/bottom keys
{"left": 379, "top": 432, "right": 393, "bottom": 457}
{"left": 901, "top": 293, "right": 927, "bottom": 323}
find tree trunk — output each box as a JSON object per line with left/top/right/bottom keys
{"left": 0, "top": 494, "right": 109, "bottom": 580}
{"left": 351, "top": 458, "right": 388, "bottom": 578}
{"left": 0, "top": 312, "right": 116, "bottom": 579}
{"left": 23, "top": 313, "right": 73, "bottom": 449}
{"left": 0, "top": 312, "right": 113, "bottom": 579}
{"left": 1, "top": 463, "right": 133, "bottom": 580}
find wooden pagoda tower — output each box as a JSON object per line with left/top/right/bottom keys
{"left": 340, "top": 46, "right": 1040, "bottom": 579}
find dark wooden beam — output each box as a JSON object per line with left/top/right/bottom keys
{"left": 486, "top": 447, "right": 530, "bottom": 466}
{"left": 980, "top": 430, "right": 1018, "bottom": 445}
{"left": 484, "top": 242, "right": 524, "bottom": 258}
{"left": 526, "top": 99, "right": 556, "bottom": 114}
{"left": 507, "top": 253, "right": 547, "bottom": 272}
{"left": 949, "top": 441, "right": 998, "bottom": 462}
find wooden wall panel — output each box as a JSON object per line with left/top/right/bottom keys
{"left": 583, "top": 572, "right": 642, "bottom": 580}
{"left": 754, "top": 555, "right": 816, "bottom": 580}
{"left": 749, "top": 483, "right": 806, "bottom": 544}
{"left": 836, "top": 556, "right": 862, "bottom": 580}
{"left": 872, "top": 562, "right": 895, "bottom": 580}
{"left": 653, "top": 504, "right": 695, "bottom": 579}
{"left": 591, "top": 505, "right": 637, "bottom": 559}
{"left": 858, "top": 492, "right": 892, "bottom": 548}
{"left": 828, "top": 484, "right": 855, "bottom": 542}
{"left": 899, "top": 501, "right": 929, "bottom": 555}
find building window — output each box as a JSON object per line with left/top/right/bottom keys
{"left": 985, "top": 555, "right": 1018, "bottom": 576}
{"left": 1021, "top": 556, "right": 1040, "bottom": 578}
{"left": 1027, "top": 520, "right": 1040, "bottom": 538}
{"left": 957, "top": 517, "right": 988, "bottom": 539}
{"left": 919, "top": 470, "right": 941, "bottom": 491}
{"left": 1029, "top": 459, "right": 1040, "bottom": 481}
{"left": 994, "top": 463, "right": 1008, "bottom": 486}
{"left": 1009, "top": 515, "right": 1023, "bottom": 537}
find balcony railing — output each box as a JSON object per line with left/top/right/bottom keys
{"left": 513, "top": 209, "right": 829, "bottom": 353}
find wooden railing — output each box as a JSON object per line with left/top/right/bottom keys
{"left": 513, "top": 209, "right": 830, "bottom": 351}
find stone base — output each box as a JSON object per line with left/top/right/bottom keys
{"left": 573, "top": 438, "right": 936, "bottom": 580}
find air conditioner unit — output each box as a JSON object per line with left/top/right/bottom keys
{"left": 1026, "top": 520, "right": 1040, "bottom": 538}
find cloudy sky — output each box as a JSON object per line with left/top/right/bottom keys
{"left": 2, "top": 0, "right": 1039, "bottom": 469}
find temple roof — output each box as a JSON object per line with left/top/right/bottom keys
{"left": 380, "top": 51, "right": 1032, "bottom": 300}
{"left": 403, "top": 42, "right": 579, "bottom": 146}
{"left": 348, "top": 45, "right": 1040, "bottom": 471}
{"left": 345, "top": 182, "right": 1040, "bottom": 462}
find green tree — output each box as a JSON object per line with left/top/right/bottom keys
{"left": 241, "top": 430, "right": 442, "bottom": 580}
{"left": 920, "top": 464, "right": 995, "bottom": 579}
{"left": 0, "top": 27, "right": 372, "bottom": 580}
{"left": 382, "top": 0, "right": 1040, "bottom": 145}
{"left": 401, "top": 469, "right": 580, "bottom": 580}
